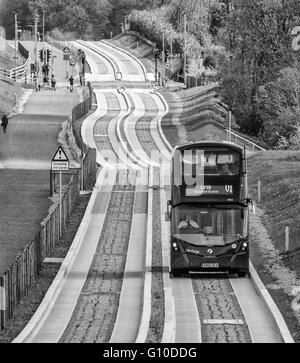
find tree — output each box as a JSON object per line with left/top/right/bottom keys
{"left": 256, "top": 65, "right": 300, "bottom": 148}
{"left": 0, "top": 0, "right": 32, "bottom": 39}
{"left": 217, "top": 0, "right": 300, "bottom": 139}
{"left": 28, "top": 0, "right": 113, "bottom": 39}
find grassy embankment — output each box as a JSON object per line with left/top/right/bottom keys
{"left": 0, "top": 43, "right": 23, "bottom": 116}
{"left": 248, "top": 151, "right": 300, "bottom": 273}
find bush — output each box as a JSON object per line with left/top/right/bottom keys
{"left": 128, "top": 7, "right": 203, "bottom": 61}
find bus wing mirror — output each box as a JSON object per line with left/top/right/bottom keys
{"left": 166, "top": 201, "right": 171, "bottom": 221}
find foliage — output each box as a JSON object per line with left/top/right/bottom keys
{"left": 215, "top": 0, "right": 300, "bottom": 148}
{"left": 129, "top": 5, "right": 204, "bottom": 64}
{"left": 256, "top": 66, "right": 300, "bottom": 149}
{"left": 0, "top": 0, "right": 33, "bottom": 39}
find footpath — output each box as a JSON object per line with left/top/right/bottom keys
{"left": 0, "top": 42, "right": 80, "bottom": 274}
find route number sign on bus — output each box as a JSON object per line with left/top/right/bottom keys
{"left": 185, "top": 184, "right": 234, "bottom": 197}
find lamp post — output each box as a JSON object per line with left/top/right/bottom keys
{"left": 42, "top": 10, "right": 45, "bottom": 44}
{"left": 34, "top": 11, "right": 39, "bottom": 91}
{"left": 183, "top": 12, "right": 187, "bottom": 87}
{"left": 228, "top": 109, "right": 232, "bottom": 142}
{"left": 162, "top": 30, "right": 165, "bottom": 87}
{"left": 170, "top": 31, "right": 173, "bottom": 78}
{"left": 292, "top": 27, "right": 300, "bottom": 142}
{"left": 14, "top": 13, "right": 18, "bottom": 81}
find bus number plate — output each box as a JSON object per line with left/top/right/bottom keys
{"left": 202, "top": 263, "right": 219, "bottom": 268}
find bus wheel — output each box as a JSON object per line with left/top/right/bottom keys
{"left": 170, "top": 269, "right": 182, "bottom": 278}
{"left": 237, "top": 271, "right": 249, "bottom": 278}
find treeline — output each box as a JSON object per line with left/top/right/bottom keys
{"left": 0, "top": 0, "right": 162, "bottom": 40}
{"left": 213, "top": 0, "right": 300, "bottom": 149}
{"left": 129, "top": 0, "right": 300, "bottom": 149}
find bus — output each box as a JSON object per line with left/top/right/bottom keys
{"left": 167, "top": 141, "right": 252, "bottom": 277}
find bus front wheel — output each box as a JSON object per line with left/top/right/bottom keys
{"left": 170, "top": 269, "right": 182, "bottom": 278}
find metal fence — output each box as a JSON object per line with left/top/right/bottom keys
{"left": 226, "top": 129, "right": 266, "bottom": 152}
{"left": 0, "top": 42, "right": 30, "bottom": 82}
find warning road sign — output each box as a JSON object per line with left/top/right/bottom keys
{"left": 51, "top": 161, "right": 69, "bottom": 171}
{"left": 52, "top": 147, "right": 68, "bottom": 161}
{"left": 51, "top": 147, "right": 69, "bottom": 171}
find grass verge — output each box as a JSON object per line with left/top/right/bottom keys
{"left": 0, "top": 193, "right": 91, "bottom": 343}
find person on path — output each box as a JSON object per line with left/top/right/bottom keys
{"left": 51, "top": 74, "right": 56, "bottom": 91}
{"left": 1, "top": 114, "right": 8, "bottom": 133}
{"left": 69, "top": 75, "right": 74, "bottom": 92}
{"left": 43, "top": 75, "right": 48, "bottom": 90}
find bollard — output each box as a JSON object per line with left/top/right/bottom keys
{"left": 285, "top": 226, "right": 290, "bottom": 253}
{"left": 257, "top": 180, "right": 261, "bottom": 203}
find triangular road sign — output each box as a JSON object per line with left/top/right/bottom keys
{"left": 52, "top": 147, "right": 68, "bottom": 162}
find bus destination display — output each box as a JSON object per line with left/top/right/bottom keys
{"left": 185, "top": 184, "right": 234, "bottom": 197}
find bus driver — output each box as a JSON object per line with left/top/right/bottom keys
{"left": 178, "top": 215, "right": 200, "bottom": 229}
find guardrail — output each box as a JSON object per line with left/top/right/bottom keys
{"left": 0, "top": 57, "right": 30, "bottom": 81}
{"left": 226, "top": 129, "right": 266, "bottom": 152}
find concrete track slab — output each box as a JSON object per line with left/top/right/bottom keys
{"left": 91, "top": 41, "right": 145, "bottom": 82}
{"left": 172, "top": 278, "right": 202, "bottom": 343}
{"left": 230, "top": 278, "right": 282, "bottom": 343}
{"left": 110, "top": 170, "right": 148, "bottom": 342}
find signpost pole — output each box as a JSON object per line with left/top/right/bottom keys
{"left": 229, "top": 110, "right": 232, "bottom": 142}
{"left": 59, "top": 170, "right": 62, "bottom": 237}
{"left": 51, "top": 146, "right": 69, "bottom": 237}
{"left": 162, "top": 31, "right": 165, "bottom": 87}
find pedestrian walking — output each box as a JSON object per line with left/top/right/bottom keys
{"left": 1, "top": 114, "right": 8, "bottom": 133}
{"left": 43, "top": 75, "right": 48, "bottom": 90}
{"left": 69, "top": 75, "right": 74, "bottom": 92}
{"left": 51, "top": 74, "right": 56, "bottom": 91}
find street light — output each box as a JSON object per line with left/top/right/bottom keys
{"left": 183, "top": 12, "right": 187, "bottom": 87}
{"left": 291, "top": 27, "right": 300, "bottom": 141}
{"left": 13, "top": 12, "right": 18, "bottom": 81}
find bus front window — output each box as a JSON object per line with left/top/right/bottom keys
{"left": 172, "top": 206, "right": 248, "bottom": 246}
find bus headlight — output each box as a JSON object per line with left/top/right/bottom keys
{"left": 242, "top": 242, "right": 248, "bottom": 251}
{"left": 172, "top": 242, "right": 178, "bottom": 251}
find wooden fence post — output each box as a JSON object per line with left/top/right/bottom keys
{"left": 285, "top": 226, "right": 290, "bottom": 253}
{"left": 258, "top": 180, "right": 261, "bottom": 203}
